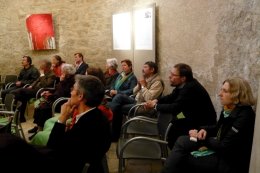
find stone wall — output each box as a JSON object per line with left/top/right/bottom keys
{"left": 0, "top": 0, "right": 260, "bottom": 112}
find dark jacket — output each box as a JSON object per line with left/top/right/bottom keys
{"left": 157, "top": 78, "right": 217, "bottom": 129}
{"left": 206, "top": 105, "right": 255, "bottom": 173}
{"left": 105, "top": 71, "right": 119, "bottom": 90}
{"left": 18, "top": 65, "right": 40, "bottom": 86}
{"left": 51, "top": 74, "right": 75, "bottom": 101}
{"left": 47, "top": 108, "right": 111, "bottom": 173}
{"left": 75, "top": 62, "right": 88, "bottom": 75}
{"left": 31, "top": 71, "right": 56, "bottom": 91}
{"left": 110, "top": 72, "right": 137, "bottom": 96}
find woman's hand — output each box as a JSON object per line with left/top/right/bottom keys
{"left": 197, "top": 129, "right": 207, "bottom": 140}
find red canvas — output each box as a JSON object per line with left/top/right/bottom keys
{"left": 26, "top": 14, "right": 56, "bottom": 50}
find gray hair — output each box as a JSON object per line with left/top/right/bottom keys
{"left": 75, "top": 75, "right": 105, "bottom": 107}
{"left": 62, "top": 64, "right": 76, "bottom": 75}
{"left": 106, "top": 58, "right": 118, "bottom": 69}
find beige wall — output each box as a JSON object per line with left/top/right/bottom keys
{"left": 0, "top": 0, "right": 259, "bottom": 109}
{"left": 0, "top": 0, "right": 260, "bottom": 171}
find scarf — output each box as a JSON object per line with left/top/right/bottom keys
{"left": 114, "top": 72, "right": 133, "bottom": 90}
{"left": 216, "top": 104, "right": 236, "bottom": 140}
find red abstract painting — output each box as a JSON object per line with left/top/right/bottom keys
{"left": 26, "top": 14, "right": 56, "bottom": 50}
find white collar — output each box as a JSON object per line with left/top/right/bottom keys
{"left": 75, "top": 107, "right": 96, "bottom": 124}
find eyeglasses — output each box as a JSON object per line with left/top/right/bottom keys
{"left": 171, "top": 73, "right": 180, "bottom": 77}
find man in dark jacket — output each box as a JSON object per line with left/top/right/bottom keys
{"left": 74, "top": 52, "right": 89, "bottom": 75}
{"left": 1, "top": 55, "right": 40, "bottom": 100}
{"left": 145, "top": 63, "right": 217, "bottom": 148}
{"left": 0, "top": 75, "right": 111, "bottom": 173}
{"left": 12, "top": 59, "right": 56, "bottom": 122}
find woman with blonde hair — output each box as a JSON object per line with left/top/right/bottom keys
{"left": 161, "top": 77, "right": 255, "bottom": 173}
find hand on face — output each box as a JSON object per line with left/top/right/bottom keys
{"left": 60, "top": 99, "right": 77, "bottom": 122}
{"left": 139, "top": 79, "right": 146, "bottom": 87}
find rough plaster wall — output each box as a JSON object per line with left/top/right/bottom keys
{"left": 0, "top": 0, "right": 116, "bottom": 73}
{"left": 157, "top": 1, "right": 218, "bottom": 94}
{"left": 157, "top": 0, "right": 260, "bottom": 114}
{"left": 0, "top": 0, "right": 259, "bottom": 114}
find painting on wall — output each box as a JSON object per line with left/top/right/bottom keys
{"left": 26, "top": 14, "right": 56, "bottom": 50}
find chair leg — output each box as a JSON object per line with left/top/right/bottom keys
{"left": 19, "top": 124, "right": 25, "bottom": 140}
{"left": 118, "top": 158, "right": 123, "bottom": 173}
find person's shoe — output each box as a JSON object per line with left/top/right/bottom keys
{"left": 28, "top": 126, "right": 38, "bottom": 133}
{"left": 28, "top": 132, "right": 37, "bottom": 140}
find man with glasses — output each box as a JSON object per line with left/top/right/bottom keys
{"left": 145, "top": 63, "right": 217, "bottom": 149}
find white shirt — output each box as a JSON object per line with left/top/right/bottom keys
{"left": 75, "top": 107, "right": 96, "bottom": 124}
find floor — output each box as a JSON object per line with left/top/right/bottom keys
{"left": 21, "top": 104, "right": 163, "bottom": 173}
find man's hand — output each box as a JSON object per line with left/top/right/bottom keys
{"left": 110, "top": 90, "right": 117, "bottom": 97}
{"left": 139, "top": 79, "right": 147, "bottom": 88}
{"left": 58, "top": 100, "right": 76, "bottom": 124}
{"left": 189, "top": 129, "right": 198, "bottom": 138}
{"left": 144, "top": 99, "right": 158, "bottom": 109}
{"left": 16, "top": 81, "right": 22, "bottom": 87}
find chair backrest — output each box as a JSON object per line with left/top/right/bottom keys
{"left": 3, "top": 93, "right": 15, "bottom": 112}
{"left": 52, "top": 97, "right": 69, "bottom": 116}
{"left": 81, "top": 163, "right": 90, "bottom": 173}
{"left": 4, "top": 75, "right": 17, "bottom": 84}
{"left": 157, "top": 112, "right": 173, "bottom": 140}
{"left": 12, "top": 101, "right": 22, "bottom": 126}
{"left": 2, "top": 75, "right": 17, "bottom": 90}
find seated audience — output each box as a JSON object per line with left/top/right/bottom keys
{"left": 109, "top": 61, "right": 164, "bottom": 141}
{"left": 161, "top": 77, "right": 255, "bottom": 173}
{"left": 31, "top": 67, "right": 113, "bottom": 145}
{"left": 144, "top": 63, "right": 217, "bottom": 149}
{"left": 0, "top": 75, "right": 111, "bottom": 173}
{"left": 106, "top": 59, "right": 137, "bottom": 98}
{"left": 1, "top": 55, "right": 40, "bottom": 101}
{"left": 87, "top": 67, "right": 113, "bottom": 120}
{"left": 74, "top": 52, "right": 89, "bottom": 74}
{"left": 51, "top": 54, "right": 66, "bottom": 77}
{"left": 104, "top": 58, "right": 119, "bottom": 90}
{"left": 28, "top": 64, "right": 76, "bottom": 140}
{"left": 11, "top": 59, "right": 56, "bottom": 122}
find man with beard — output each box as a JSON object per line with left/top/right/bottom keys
{"left": 144, "top": 63, "right": 217, "bottom": 149}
